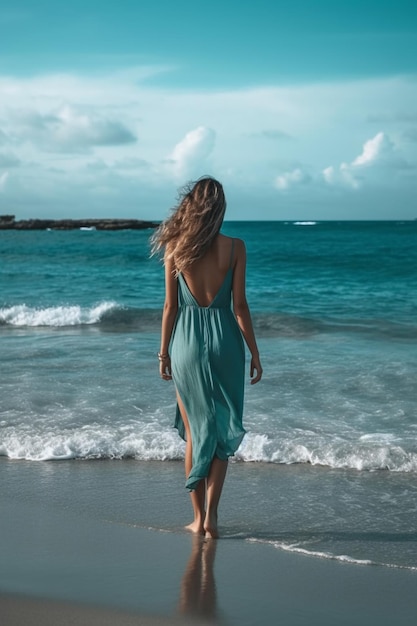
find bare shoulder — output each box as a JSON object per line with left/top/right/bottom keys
{"left": 228, "top": 237, "right": 246, "bottom": 270}
{"left": 233, "top": 237, "right": 246, "bottom": 257}
{"left": 219, "top": 234, "right": 245, "bottom": 248}
{"left": 233, "top": 237, "right": 246, "bottom": 249}
{"left": 216, "top": 235, "right": 246, "bottom": 267}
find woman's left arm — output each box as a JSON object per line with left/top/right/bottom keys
{"left": 159, "top": 254, "right": 178, "bottom": 380}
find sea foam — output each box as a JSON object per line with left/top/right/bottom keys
{"left": 1, "top": 426, "right": 417, "bottom": 472}
{"left": 0, "top": 302, "right": 119, "bottom": 327}
{"left": 248, "top": 539, "right": 417, "bottom": 571}
{"left": 0, "top": 422, "right": 185, "bottom": 461}
{"left": 236, "top": 432, "right": 417, "bottom": 472}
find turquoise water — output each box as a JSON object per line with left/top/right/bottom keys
{"left": 1, "top": 221, "right": 417, "bottom": 568}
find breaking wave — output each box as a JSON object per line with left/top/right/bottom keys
{"left": 1, "top": 428, "right": 416, "bottom": 472}
{"left": 1, "top": 303, "right": 416, "bottom": 339}
{"left": 0, "top": 302, "right": 120, "bottom": 327}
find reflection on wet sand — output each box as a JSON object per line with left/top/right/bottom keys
{"left": 179, "top": 535, "right": 218, "bottom": 622}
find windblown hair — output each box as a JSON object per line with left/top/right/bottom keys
{"left": 151, "top": 177, "right": 226, "bottom": 274}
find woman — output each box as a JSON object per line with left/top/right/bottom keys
{"left": 152, "top": 177, "right": 262, "bottom": 538}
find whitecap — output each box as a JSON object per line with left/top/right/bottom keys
{"left": 235, "top": 432, "right": 417, "bottom": 472}
{"left": 0, "top": 422, "right": 185, "bottom": 462}
{"left": 0, "top": 301, "right": 119, "bottom": 327}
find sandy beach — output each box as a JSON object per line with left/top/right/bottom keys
{"left": 1, "top": 458, "right": 416, "bottom": 626}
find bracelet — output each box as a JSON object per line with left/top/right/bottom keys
{"left": 157, "top": 352, "right": 169, "bottom": 361}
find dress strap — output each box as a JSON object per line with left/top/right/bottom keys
{"left": 228, "top": 238, "right": 235, "bottom": 269}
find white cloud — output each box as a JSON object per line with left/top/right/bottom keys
{"left": 322, "top": 132, "right": 398, "bottom": 189}
{"left": 352, "top": 132, "right": 392, "bottom": 166}
{"left": 274, "top": 167, "right": 310, "bottom": 190}
{"left": 168, "top": 126, "right": 215, "bottom": 181}
{"left": 322, "top": 162, "right": 360, "bottom": 189}
{"left": 322, "top": 166, "right": 334, "bottom": 184}
{"left": 9, "top": 105, "right": 137, "bottom": 153}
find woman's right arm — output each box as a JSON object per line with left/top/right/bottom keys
{"left": 232, "top": 239, "right": 263, "bottom": 384}
{"left": 159, "top": 253, "right": 178, "bottom": 380}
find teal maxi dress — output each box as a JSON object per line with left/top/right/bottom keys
{"left": 170, "top": 241, "right": 246, "bottom": 491}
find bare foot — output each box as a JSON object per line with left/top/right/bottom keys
{"left": 204, "top": 512, "right": 219, "bottom": 539}
{"left": 185, "top": 521, "right": 204, "bottom": 534}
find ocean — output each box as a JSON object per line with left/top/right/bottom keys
{"left": 1, "top": 220, "right": 417, "bottom": 571}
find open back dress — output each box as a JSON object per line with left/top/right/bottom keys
{"left": 170, "top": 240, "right": 246, "bottom": 490}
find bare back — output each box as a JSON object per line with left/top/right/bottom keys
{"left": 180, "top": 234, "right": 234, "bottom": 308}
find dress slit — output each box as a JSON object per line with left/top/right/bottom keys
{"left": 170, "top": 238, "right": 245, "bottom": 491}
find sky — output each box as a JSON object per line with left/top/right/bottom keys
{"left": 0, "top": 0, "right": 416, "bottom": 220}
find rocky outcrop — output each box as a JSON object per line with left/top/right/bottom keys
{"left": 0, "top": 215, "right": 15, "bottom": 225}
{"left": 0, "top": 215, "right": 159, "bottom": 230}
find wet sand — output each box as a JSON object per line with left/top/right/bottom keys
{"left": 1, "top": 459, "right": 417, "bottom": 626}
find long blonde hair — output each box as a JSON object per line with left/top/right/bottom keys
{"left": 151, "top": 177, "right": 226, "bottom": 274}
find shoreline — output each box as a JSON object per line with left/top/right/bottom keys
{"left": 1, "top": 459, "right": 417, "bottom": 625}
